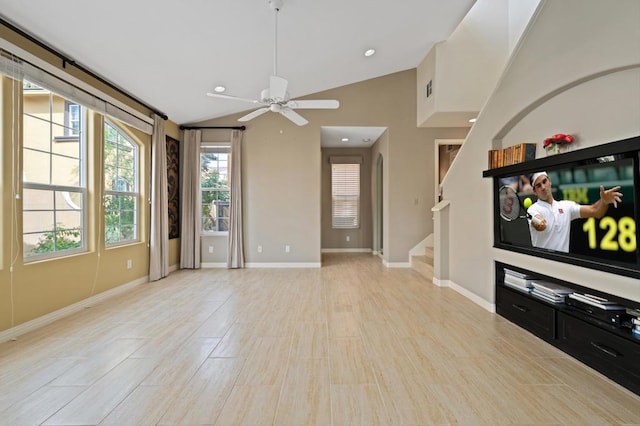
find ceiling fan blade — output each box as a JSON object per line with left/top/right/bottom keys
{"left": 279, "top": 108, "right": 308, "bottom": 126}
{"left": 238, "top": 107, "right": 270, "bottom": 122}
{"left": 269, "top": 75, "right": 288, "bottom": 100}
{"left": 286, "top": 99, "right": 340, "bottom": 109}
{"left": 206, "top": 92, "right": 260, "bottom": 104}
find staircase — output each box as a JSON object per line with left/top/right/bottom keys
{"left": 411, "top": 246, "right": 434, "bottom": 280}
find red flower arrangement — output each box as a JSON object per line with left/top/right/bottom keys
{"left": 543, "top": 133, "right": 575, "bottom": 148}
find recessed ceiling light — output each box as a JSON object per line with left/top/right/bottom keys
{"left": 468, "top": 118, "right": 477, "bottom": 123}
{"left": 341, "top": 138, "right": 349, "bottom": 142}
{"left": 362, "top": 138, "right": 371, "bottom": 143}
{"left": 364, "top": 48, "right": 376, "bottom": 57}
{"left": 213, "top": 85, "right": 226, "bottom": 93}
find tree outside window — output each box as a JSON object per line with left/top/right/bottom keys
{"left": 201, "top": 151, "right": 230, "bottom": 232}
{"left": 104, "top": 121, "right": 139, "bottom": 245}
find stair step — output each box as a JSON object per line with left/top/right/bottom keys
{"left": 411, "top": 254, "right": 433, "bottom": 280}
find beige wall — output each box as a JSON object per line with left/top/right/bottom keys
{"left": 442, "top": 0, "right": 640, "bottom": 304}
{"left": 195, "top": 70, "right": 469, "bottom": 265}
{"left": 0, "top": 24, "right": 183, "bottom": 334}
{"left": 321, "top": 147, "right": 372, "bottom": 250}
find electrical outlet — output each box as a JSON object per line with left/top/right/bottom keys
{"left": 127, "top": 259, "right": 132, "bottom": 269}
{"left": 346, "top": 236, "right": 350, "bottom": 242}
{"left": 208, "top": 246, "right": 214, "bottom": 253}
{"left": 258, "top": 245, "right": 263, "bottom": 253}
{"left": 285, "top": 245, "right": 290, "bottom": 253}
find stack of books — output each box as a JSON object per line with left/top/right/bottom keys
{"left": 529, "top": 280, "right": 573, "bottom": 303}
{"left": 487, "top": 143, "right": 536, "bottom": 169}
{"left": 503, "top": 269, "right": 535, "bottom": 293}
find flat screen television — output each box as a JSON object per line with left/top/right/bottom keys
{"left": 484, "top": 136, "right": 640, "bottom": 279}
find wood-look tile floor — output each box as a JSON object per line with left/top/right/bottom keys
{"left": 1, "top": 253, "right": 639, "bottom": 425}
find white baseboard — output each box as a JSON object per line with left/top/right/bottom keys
{"left": 321, "top": 248, "right": 372, "bottom": 253}
{"left": 245, "top": 262, "right": 321, "bottom": 268}
{"left": 437, "top": 279, "right": 495, "bottom": 313}
{"left": 201, "top": 262, "right": 228, "bottom": 268}
{"left": 432, "top": 277, "right": 447, "bottom": 287}
{"left": 385, "top": 261, "right": 411, "bottom": 268}
{"left": 0, "top": 275, "right": 149, "bottom": 344}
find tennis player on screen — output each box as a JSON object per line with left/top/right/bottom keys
{"left": 527, "top": 171, "right": 623, "bottom": 252}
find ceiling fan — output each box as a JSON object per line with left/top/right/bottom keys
{"left": 206, "top": 0, "right": 339, "bottom": 126}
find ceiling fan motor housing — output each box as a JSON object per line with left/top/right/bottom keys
{"left": 260, "top": 88, "right": 289, "bottom": 104}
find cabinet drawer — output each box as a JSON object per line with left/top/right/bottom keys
{"left": 558, "top": 312, "right": 640, "bottom": 395}
{"left": 496, "top": 285, "right": 556, "bottom": 341}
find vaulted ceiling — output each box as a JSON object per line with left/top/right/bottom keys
{"left": 0, "top": 0, "right": 476, "bottom": 126}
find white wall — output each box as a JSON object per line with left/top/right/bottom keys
{"left": 417, "top": 0, "right": 538, "bottom": 127}
{"left": 507, "top": 0, "right": 540, "bottom": 52}
{"left": 436, "top": 0, "right": 510, "bottom": 112}
{"left": 442, "top": 0, "right": 640, "bottom": 304}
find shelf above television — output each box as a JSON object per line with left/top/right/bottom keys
{"left": 483, "top": 136, "right": 640, "bottom": 178}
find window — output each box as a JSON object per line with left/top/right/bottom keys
{"left": 332, "top": 163, "right": 360, "bottom": 229}
{"left": 200, "top": 146, "right": 230, "bottom": 233}
{"left": 104, "top": 120, "right": 139, "bottom": 245}
{"left": 65, "top": 101, "right": 80, "bottom": 137}
{"left": 22, "top": 80, "right": 86, "bottom": 259}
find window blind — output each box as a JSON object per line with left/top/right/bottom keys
{"left": 0, "top": 46, "right": 153, "bottom": 134}
{"left": 332, "top": 163, "right": 360, "bottom": 229}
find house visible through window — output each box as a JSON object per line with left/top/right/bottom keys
{"left": 332, "top": 163, "right": 360, "bottom": 229}
{"left": 22, "top": 80, "right": 87, "bottom": 259}
{"left": 104, "top": 120, "right": 139, "bottom": 245}
{"left": 200, "top": 145, "right": 230, "bottom": 233}
{"left": 65, "top": 101, "right": 80, "bottom": 136}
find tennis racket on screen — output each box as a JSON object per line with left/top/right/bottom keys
{"left": 498, "top": 186, "right": 542, "bottom": 225}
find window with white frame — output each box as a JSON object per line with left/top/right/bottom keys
{"left": 200, "top": 145, "right": 230, "bottom": 233}
{"left": 332, "top": 162, "right": 361, "bottom": 229}
{"left": 22, "top": 80, "right": 87, "bottom": 259}
{"left": 104, "top": 120, "right": 139, "bottom": 245}
{"left": 65, "top": 101, "right": 80, "bottom": 137}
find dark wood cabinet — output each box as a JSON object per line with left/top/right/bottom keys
{"left": 557, "top": 312, "right": 640, "bottom": 395}
{"left": 495, "top": 262, "right": 640, "bottom": 396}
{"left": 496, "top": 285, "right": 556, "bottom": 341}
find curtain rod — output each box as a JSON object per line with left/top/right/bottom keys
{"left": 0, "top": 17, "right": 168, "bottom": 121}
{"left": 180, "top": 125, "right": 246, "bottom": 130}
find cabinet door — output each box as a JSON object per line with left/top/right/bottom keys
{"left": 557, "top": 311, "right": 640, "bottom": 396}
{"left": 496, "top": 285, "right": 556, "bottom": 341}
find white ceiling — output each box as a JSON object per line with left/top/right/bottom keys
{"left": 321, "top": 126, "right": 387, "bottom": 148}
{"left": 0, "top": 0, "right": 475, "bottom": 146}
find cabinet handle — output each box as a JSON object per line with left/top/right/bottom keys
{"left": 511, "top": 304, "right": 528, "bottom": 312}
{"left": 590, "top": 341, "right": 621, "bottom": 358}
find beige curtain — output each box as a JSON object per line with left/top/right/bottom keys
{"left": 180, "top": 129, "right": 202, "bottom": 269}
{"left": 227, "top": 129, "right": 245, "bottom": 268}
{"left": 149, "top": 114, "right": 169, "bottom": 281}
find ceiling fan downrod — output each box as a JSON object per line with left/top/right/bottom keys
{"left": 268, "top": 0, "right": 283, "bottom": 77}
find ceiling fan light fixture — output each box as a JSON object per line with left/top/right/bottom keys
{"left": 364, "top": 48, "right": 376, "bottom": 57}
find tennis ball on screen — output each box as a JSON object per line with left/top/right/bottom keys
{"left": 523, "top": 197, "right": 532, "bottom": 208}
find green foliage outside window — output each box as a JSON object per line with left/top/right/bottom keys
{"left": 31, "top": 226, "right": 81, "bottom": 254}
{"left": 201, "top": 152, "right": 230, "bottom": 232}
{"left": 104, "top": 122, "right": 138, "bottom": 244}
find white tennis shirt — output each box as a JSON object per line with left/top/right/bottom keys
{"left": 527, "top": 199, "right": 581, "bottom": 252}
